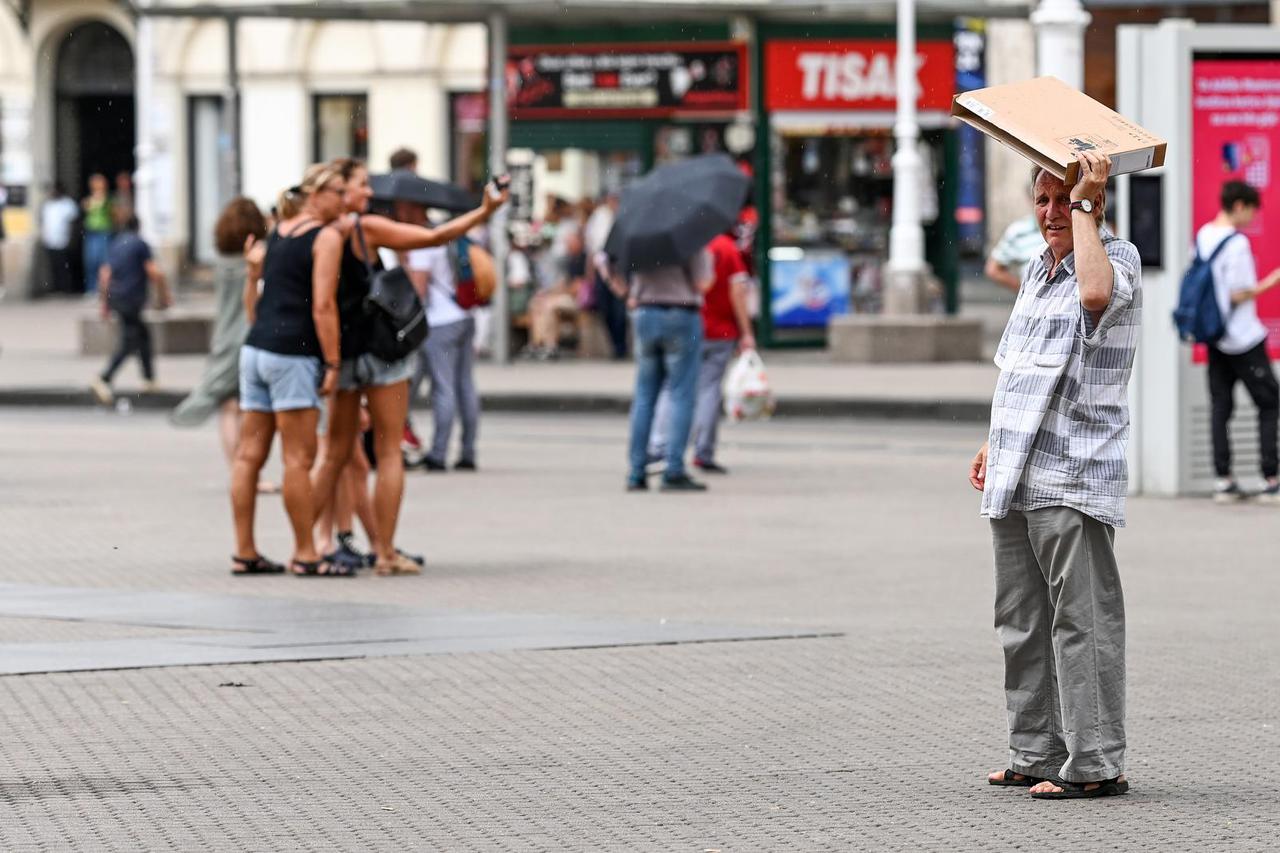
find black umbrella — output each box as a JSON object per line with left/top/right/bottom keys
{"left": 368, "top": 171, "right": 480, "bottom": 213}
{"left": 605, "top": 153, "right": 750, "bottom": 273}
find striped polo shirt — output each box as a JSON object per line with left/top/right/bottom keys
{"left": 981, "top": 226, "right": 1143, "bottom": 528}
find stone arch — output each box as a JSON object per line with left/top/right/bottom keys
{"left": 30, "top": 5, "right": 136, "bottom": 214}
{"left": 0, "top": 5, "right": 31, "bottom": 79}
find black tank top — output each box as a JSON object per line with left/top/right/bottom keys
{"left": 337, "top": 221, "right": 380, "bottom": 359}
{"left": 246, "top": 223, "right": 323, "bottom": 357}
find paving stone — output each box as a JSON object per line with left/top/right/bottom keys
{"left": 0, "top": 411, "right": 1276, "bottom": 849}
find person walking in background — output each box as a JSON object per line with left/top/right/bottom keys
{"left": 405, "top": 227, "right": 482, "bottom": 472}
{"left": 111, "top": 171, "right": 135, "bottom": 232}
{"left": 388, "top": 147, "right": 418, "bottom": 174}
{"left": 0, "top": 185, "right": 7, "bottom": 296}
{"left": 585, "top": 192, "right": 628, "bottom": 359}
{"left": 40, "top": 183, "right": 79, "bottom": 296}
{"left": 230, "top": 162, "right": 347, "bottom": 577}
{"left": 649, "top": 226, "right": 755, "bottom": 474}
{"left": 524, "top": 198, "right": 583, "bottom": 360}
{"left": 971, "top": 154, "right": 1138, "bottom": 800}
{"left": 624, "top": 246, "right": 714, "bottom": 493}
{"left": 1195, "top": 180, "right": 1280, "bottom": 503}
{"left": 171, "top": 197, "right": 276, "bottom": 491}
{"left": 985, "top": 213, "right": 1047, "bottom": 293}
{"left": 90, "top": 216, "right": 172, "bottom": 405}
{"left": 82, "top": 173, "right": 114, "bottom": 296}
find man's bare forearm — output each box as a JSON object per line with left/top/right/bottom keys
{"left": 1073, "top": 212, "right": 1113, "bottom": 317}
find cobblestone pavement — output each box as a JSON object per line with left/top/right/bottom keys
{"left": 1, "top": 410, "right": 1277, "bottom": 850}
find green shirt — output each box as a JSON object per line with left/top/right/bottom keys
{"left": 84, "top": 197, "right": 112, "bottom": 233}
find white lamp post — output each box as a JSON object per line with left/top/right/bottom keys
{"left": 885, "top": 0, "right": 927, "bottom": 313}
{"left": 1032, "top": 0, "right": 1091, "bottom": 89}
{"left": 133, "top": 1, "right": 159, "bottom": 248}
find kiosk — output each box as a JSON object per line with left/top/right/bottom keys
{"left": 1117, "top": 21, "right": 1280, "bottom": 496}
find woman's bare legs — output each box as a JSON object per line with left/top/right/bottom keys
{"left": 310, "top": 390, "right": 362, "bottom": 532}
{"left": 365, "top": 380, "right": 412, "bottom": 569}
{"left": 346, "top": 439, "right": 377, "bottom": 539}
{"left": 230, "top": 410, "right": 275, "bottom": 560}
{"left": 218, "top": 398, "right": 241, "bottom": 467}
{"left": 275, "top": 407, "right": 322, "bottom": 564}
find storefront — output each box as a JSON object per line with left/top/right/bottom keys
{"left": 497, "top": 28, "right": 754, "bottom": 228}
{"left": 455, "top": 22, "right": 965, "bottom": 347}
{"left": 504, "top": 30, "right": 752, "bottom": 219}
{"left": 756, "top": 24, "right": 959, "bottom": 345}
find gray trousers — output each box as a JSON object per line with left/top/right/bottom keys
{"left": 649, "top": 338, "right": 737, "bottom": 462}
{"left": 413, "top": 316, "right": 479, "bottom": 464}
{"left": 990, "top": 506, "right": 1126, "bottom": 784}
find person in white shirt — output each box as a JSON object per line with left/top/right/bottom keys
{"left": 1196, "top": 180, "right": 1280, "bottom": 502}
{"left": 405, "top": 236, "right": 480, "bottom": 472}
{"left": 40, "top": 182, "right": 80, "bottom": 295}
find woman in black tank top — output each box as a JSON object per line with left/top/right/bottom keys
{"left": 230, "top": 162, "right": 352, "bottom": 577}
{"left": 309, "top": 158, "right": 508, "bottom": 577}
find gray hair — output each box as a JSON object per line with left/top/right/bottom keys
{"left": 1030, "top": 163, "right": 1106, "bottom": 217}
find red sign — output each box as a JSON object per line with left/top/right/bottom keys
{"left": 1193, "top": 56, "right": 1280, "bottom": 359}
{"left": 507, "top": 42, "right": 748, "bottom": 120}
{"left": 765, "top": 40, "right": 954, "bottom": 112}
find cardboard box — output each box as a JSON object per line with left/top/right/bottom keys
{"left": 952, "top": 76, "right": 1166, "bottom": 183}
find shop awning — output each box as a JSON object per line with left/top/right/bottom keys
{"left": 134, "top": 0, "right": 1034, "bottom": 23}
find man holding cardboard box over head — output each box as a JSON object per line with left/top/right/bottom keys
{"left": 958, "top": 78, "right": 1160, "bottom": 801}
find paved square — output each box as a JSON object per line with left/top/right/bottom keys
{"left": 1, "top": 409, "right": 1277, "bottom": 850}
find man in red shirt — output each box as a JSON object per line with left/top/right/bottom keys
{"left": 649, "top": 229, "right": 755, "bottom": 473}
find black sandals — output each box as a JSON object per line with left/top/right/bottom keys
{"left": 230, "top": 555, "right": 286, "bottom": 575}
{"left": 290, "top": 558, "right": 357, "bottom": 578}
{"left": 988, "top": 769, "right": 1043, "bottom": 787}
{"left": 1030, "top": 777, "right": 1129, "bottom": 800}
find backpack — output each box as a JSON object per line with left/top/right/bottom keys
{"left": 355, "top": 218, "right": 428, "bottom": 361}
{"left": 1172, "top": 232, "right": 1240, "bottom": 344}
{"left": 450, "top": 236, "right": 497, "bottom": 309}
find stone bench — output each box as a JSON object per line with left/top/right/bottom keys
{"left": 80, "top": 308, "right": 214, "bottom": 357}
{"left": 827, "top": 314, "right": 984, "bottom": 363}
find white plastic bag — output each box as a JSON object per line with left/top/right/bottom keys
{"left": 723, "top": 350, "right": 776, "bottom": 422}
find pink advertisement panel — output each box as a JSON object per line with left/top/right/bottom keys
{"left": 1192, "top": 56, "right": 1280, "bottom": 359}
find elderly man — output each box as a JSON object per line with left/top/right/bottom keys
{"left": 969, "top": 151, "right": 1140, "bottom": 800}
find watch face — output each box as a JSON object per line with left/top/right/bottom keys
{"left": 1076, "top": 199, "right": 1093, "bottom": 213}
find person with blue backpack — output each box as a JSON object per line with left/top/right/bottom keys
{"left": 1188, "top": 181, "right": 1280, "bottom": 503}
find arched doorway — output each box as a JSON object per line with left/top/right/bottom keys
{"left": 54, "top": 22, "right": 135, "bottom": 197}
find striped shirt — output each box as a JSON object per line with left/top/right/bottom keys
{"left": 990, "top": 215, "right": 1048, "bottom": 278}
{"left": 981, "top": 226, "right": 1143, "bottom": 528}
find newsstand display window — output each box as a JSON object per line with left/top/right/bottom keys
{"left": 763, "top": 37, "right": 953, "bottom": 332}
{"left": 770, "top": 127, "right": 940, "bottom": 319}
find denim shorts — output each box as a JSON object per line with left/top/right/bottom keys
{"left": 239, "top": 345, "right": 322, "bottom": 413}
{"left": 338, "top": 353, "right": 414, "bottom": 391}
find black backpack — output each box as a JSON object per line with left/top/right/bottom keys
{"left": 354, "top": 218, "right": 428, "bottom": 361}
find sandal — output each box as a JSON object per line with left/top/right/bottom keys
{"left": 231, "top": 555, "right": 286, "bottom": 575}
{"left": 1030, "top": 777, "right": 1129, "bottom": 800}
{"left": 396, "top": 548, "right": 425, "bottom": 567}
{"left": 988, "top": 769, "right": 1043, "bottom": 787}
{"left": 291, "top": 558, "right": 357, "bottom": 578}
{"left": 374, "top": 553, "right": 422, "bottom": 577}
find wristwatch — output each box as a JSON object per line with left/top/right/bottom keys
{"left": 1070, "top": 199, "right": 1094, "bottom": 214}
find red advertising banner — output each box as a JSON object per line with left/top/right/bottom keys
{"left": 765, "top": 40, "right": 955, "bottom": 112}
{"left": 1192, "top": 56, "right": 1280, "bottom": 359}
{"left": 507, "top": 42, "right": 748, "bottom": 120}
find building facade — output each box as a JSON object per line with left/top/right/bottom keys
{"left": 0, "top": 0, "right": 485, "bottom": 291}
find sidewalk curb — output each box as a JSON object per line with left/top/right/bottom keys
{"left": 0, "top": 387, "right": 990, "bottom": 423}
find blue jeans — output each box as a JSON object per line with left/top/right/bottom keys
{"left": 83, "top": 231, "right": 111, "bottom": 294}
{"left": 627, "top": 306, "right": 702, "bottom": 480}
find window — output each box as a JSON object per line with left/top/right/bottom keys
{"left": 312, "top": 94, "right": 368, "bottom": 162}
